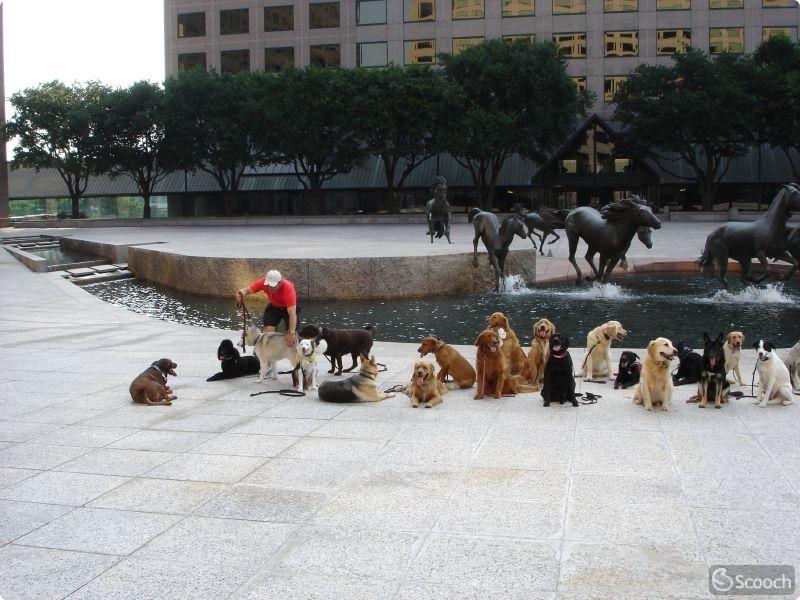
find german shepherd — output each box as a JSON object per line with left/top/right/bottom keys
{"left": 318, "top": 355, "right": 395, "bottom": 403}
{"left": 698, "top": 332, "right": 729, "bottom": 409}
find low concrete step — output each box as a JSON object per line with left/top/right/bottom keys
{"left": 71, "top": 271, "right": 135, "bottom": 286}
{"left": 91, "top": 264, "right": 120, "bottom": 274}
{"left": 65, "top": 267, "right": 96, "bottom": 277}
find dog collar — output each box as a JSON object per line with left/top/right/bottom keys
{"left": 362, "top": 371, "right": 377, "bottom": 380}
{"left": 150, "top": 363, "right": 167, "bottom": 382}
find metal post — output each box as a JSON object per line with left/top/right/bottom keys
{"left": 0, "top": 3, "right": 9, "bottom": 228}
{"left": 757, "top": 144, "right": 763, "bottom": 211}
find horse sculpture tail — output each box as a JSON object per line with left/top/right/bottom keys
{"left": 696, "top": 244, "right": 715, "bottom": 277}
{"left": 468, "top": 208, "right": 481, "bottom": 223}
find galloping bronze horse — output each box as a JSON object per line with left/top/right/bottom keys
{"left": 565, "top": 197, "right": 662, "bottom": 285}
{"left": 469, "top": 209, "right": 527, "bottom": 292}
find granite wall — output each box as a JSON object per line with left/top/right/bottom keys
{"left": 127, "top": 247, "right": 537, "bottom": 301}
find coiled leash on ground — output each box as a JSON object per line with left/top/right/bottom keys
{"left": 250, "top": 389, "right": 306, "bottom": 397}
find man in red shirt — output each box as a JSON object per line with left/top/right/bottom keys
{"left": 236, "top": 269, "right": 300, "bottom": 347}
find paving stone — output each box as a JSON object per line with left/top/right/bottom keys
{"left": 145, "top": 452, "right": 267, "bottom": 483}
{"left": 243, "top": 458, "right": 364, "bottom": 492}
{"left": 0, "top": 500, "right": 73, "bottom": 545}
{"left": 191, "top": 433, "right": 299, "bottom": 457}
{"left": 34, "top": 425, "right": 140, "bottom": 448}
{"left": 238, "top": 572, "right": 397, "bottom": 600}
{"left": 0, "top": 467, "right": 41, "bottom": 490}
{"left": 0, "top": 443, "right": 91, "bottom": 470}
{"left": 88, "top": 477, "right": 225, "bottom": 514}
{"left": 196, "top": 484, "right": 327, "bottom": 523}
{"left": 0, "top": 421, "right": 63, "bottom": 443}
{"left": 56, "top": 448, "right": 178, "bottom": 476}
{"left": 0, "top": 471, "right": 128, "bottom": 506}
{"left": 106, "top": 429, "right": 214, "bottom": 452}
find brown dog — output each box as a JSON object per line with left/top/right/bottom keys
{"left": 474, "top": 330, "right": 536, "bottom": 399}
{"left": 528, "top": 318, "right": 555, "bottom": 390}
{"left": 487, "top": 312, "right": 528, "bottom": 376}
{"left": 129, "top": 358, "right": 177, "bottom": 406}
{"left": 408, "top": 360, "right": 447, "bottom": 408}
{"left": 417, "top": 336, "right": 476, "bottom": 390}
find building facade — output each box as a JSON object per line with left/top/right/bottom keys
{"left": 164, "top": 0, "right": 800, "bottom": 117}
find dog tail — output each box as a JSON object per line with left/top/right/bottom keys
{"left": 467, "top": 207, "right": 481, "bottom": 223}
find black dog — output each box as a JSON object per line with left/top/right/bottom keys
{"left": 614, "top": 351, "right": 641, "bottom": 389}
{"left": 697, "top": 332, "right": 729, "bottom": 409}
{"left": 541, "top": 333, "right": 577, "bottom": 407}
{"left": 672, "top": 340, "right": 703, "bottom": 386}
{"left": 299, "top": 324, "right": 376, "bottom": 376}
{"left": 206, "top": 339, "right": 260, "bottom": 381}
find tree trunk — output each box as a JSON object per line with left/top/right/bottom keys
{"left": 700, "top": 182, "right": 715, "bottom": 211}
{"left": 71, "top": 194, "right": 81, "bottom": 219}
{"left": 142, "top": 193, "right": 152, "bottom": 219}
{"left": 223, "top": 189, "right": 233, "bottom": 216}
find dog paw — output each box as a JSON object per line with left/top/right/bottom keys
{"left": 715, "top": 405, "right": 721, "bottom": 409}
{"left": 699, "top": 404, "right": 705, "bottom": 408}
{"left": 782, "top": 400, "right": 793, "bottom": 406}
{"left": 309, "top": 385, "right": 318, "bottom": 391}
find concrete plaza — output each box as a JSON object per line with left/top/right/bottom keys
{"left": 0, "top": 222, "right": 799, "bottom": 599}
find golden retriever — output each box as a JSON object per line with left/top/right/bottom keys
{"left": 724, "top": 331, "right": 745, "bottom": 385}
{"left": 582, "top": 320, "right": 627, "bottom": 380}
{"left": 633, "top": 337, "right": 678, "bottom": 411}
{"left": 417, "top": 336, "right": 476, "bottom": 389}
{"left": 487, "top": 312, "right": 529, "bottom": 376}
{"left": 408, "top": 360, "right": 448, "bottom": 408}
{"left": 474, "top": 329, "right": 536, "bottom": 399}
{"left": 528, "top": 318, "right": 555, "bottom": 390}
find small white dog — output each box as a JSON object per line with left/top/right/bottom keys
{"left": 753, "top": 340, "right": 793, "bottom": 408}
{"left": 297, "top": 337, "right": 327, "bottom": 392}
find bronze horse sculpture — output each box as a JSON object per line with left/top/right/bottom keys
{"left": 469, "top": 209, "right": 527, "bottom": 292}
{"left": 698, "top": 184, "right": 800, "bottom": 288}
{"left": 565, "top": 196, "right": 662, "bottom": 285}
{"left": 512, "top": 206, "right": 565, "bottom": 256}
{"left": 425, "top": 176, "right": 452, "bottom": 244}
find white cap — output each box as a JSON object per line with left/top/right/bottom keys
{"left": 265, "top": 269, "right": 282, "bottom": 287}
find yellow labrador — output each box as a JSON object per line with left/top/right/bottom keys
{"left": 633, "top": 337, "right": 678, "bottom": 411}
{"left": 582, "top": 320, "right": 627, "bottom": 380}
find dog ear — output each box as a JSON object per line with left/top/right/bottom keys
{"left": 765, "top": 341, "right": 776, "bottom": 353}
{"left": 647, "top": 340, "right": 657, "bottom": 358}
{"left": 474, "top": 334, "right": 482, "bottom": 347}
{"left": 702, "top": 332, "right": 710, "bottom": 344}
{"left": 633, "top": 353, "right": 639, "bottom": 360}
{"left": 716, "top": 332, "right": 724, "bottom": 342}
{"left": 752, "top": 341, "right": 761, "bottom": 349}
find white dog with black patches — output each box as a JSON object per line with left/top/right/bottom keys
{"left": 753, "top": 340, "right": 793, "bottom": 408}
{"left": 298, "top": 337, "right": 327, "bottom": 392}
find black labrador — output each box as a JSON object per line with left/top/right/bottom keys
{"left": 299, "top": 324, "right": 375, "bottom": 376}
{"left": 614, "top": 351, "right": 641, "bottom": 390}
{"left": 541, "top": 333, "right": 577, "bottom": 407}
{"left": 207, "top": 339, "right": 260, "bottom": 381}
{"left": 672, "top": 340, "right": 703, "bottom": 386}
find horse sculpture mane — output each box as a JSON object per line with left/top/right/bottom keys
{"left": 601, "top": 196, "right": 643, "bottom": 222}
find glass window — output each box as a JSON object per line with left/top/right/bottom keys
{"left": 310, "top": 2, "right": 340, "bottom": 29}
{"left": 220, "top": 8, "right": 249, "bottom": 35}
{"left": 657, "top": 29, "right": 691, "bottom": 54}
{"left": 604, "top": 76, "right": 627, "bottom": 102}
{"left": 265, "top": 47, "right": 294, "bottom": 73}
{"left": 503, "top": 34, "right": 536, "bottom": 42}
{"left": 709, "top": 27, "right": 744, "bottom": 53}
{"left": 221, "top": 49, "right": 250, "bottom": 74}
{"left": 605, "top": 31, "right": 639, "bottom": 57}
{"left": 554, "top": 32, "right": 587, "bottom": 58}
{"left": 178, "top": 52, "right": 206, "bottom": 72}
{"left": 763, "top": 26, "right": 797, "bottom": 41}
{"left": 404, "top": 39, "right": 436, "bottom": 64}
{"left": 657, "top": 0, "right": 690, "bottom": 8}
{"left": 763, "top": 0, "right": 794, "bottom": 6}
{"left": 553, "top": 0, "right": 586, "bottom": 14}
{"left": 264, "top": 6, "right": 293, "bottom": 31}
{"left": 572, "top": 76, "right": 587, "bottom": 92}
{"left": 453, "top": 0, "right": 484, "bottom": 19}
{"left": 503, "top": 0, "right": 535, "bottom": 16}
{"left": 177, "top": 12, "right": 205, "bottom": 38}
{"left": 710, "top": 0, "right": 743, "bottom": 7}
{"left": 453, "top": 37, "right": 485, "bottom": 54}
{"left": 614, "top": 158, "right": 631, "bottom": 173}
{"left": 605, "top": 0, "right": 637, "bottom": 11}
{"left": 358, "top": 1, "right": 386, "bottom": 24}
{"left": 310, "top": 44, "right": 340, "bottom": 67}
{"left": 357, "top": 41, "right": 388, "bottom": 67}
{"left": 404, "top": 0, "right": 435, "bottom": 21}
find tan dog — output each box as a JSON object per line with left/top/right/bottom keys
{"left": 528, "top": 318, "right": 555, "bottom": 390}
{"left": 318, "top": 355, "right": 395, "bottom": 402}
{"left": 417, "top": 336, "right": 476, "bottom": 389}
{"left": 724, "top": 331, "right": 745, "bottom": 385}
{"left": 129, "top": 358, "right": 177, "bottom": 406}
{"left": 582, "top": 320, "right": 627, "bottom": 380}
{"left": 633, "top": 338, "right": 678, "bottom": 411}
{"left": 408, "top": 360, "right": 447, "bottom": 407}
{"left": 487, "top": 312, "right": 529, "bottom": 376}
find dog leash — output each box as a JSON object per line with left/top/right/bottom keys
{"left": 238, "top": 300, "right": 251, "bottom": 353}
{"left": 250, "top": 389, "right": 306, "bottom": 397}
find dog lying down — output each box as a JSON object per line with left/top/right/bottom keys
{"left": 207, "top": 339, "right": 259, "bottom": 381}
{"left": 130, "top": 358, "right": 177, "bottom": 406}
{"left": 318, "top": 355, "right": 395, "bottom": 403}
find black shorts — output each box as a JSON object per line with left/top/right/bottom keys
{"left": 263, "top": 304, "right": 301, "bottom": 329}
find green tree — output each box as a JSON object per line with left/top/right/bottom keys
{"left": 440, "top": 39, "right": 591, "bottom": 209}
{"left": 350, "top": 65, "right": 449, "bottom": 213}
{"left": 164, "top": 70, "right": 261, "bottom": 215}
{"left": 98, "top": 81, "right": 178, "bottom": 218}
{"left": 613, "top": 50, "right": 758, "bottom": 210}
{"left": 273, "top": 67, "right": 367, "bottom": 208}
{"left": 3, "top": 81, "right": 109, "bottom": 218}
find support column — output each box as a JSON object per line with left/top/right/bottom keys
{"left": 0, "top": 3, "right": 9, "bottom": 228}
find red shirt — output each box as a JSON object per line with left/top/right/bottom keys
{"left": 248, "top": 278, "right": 297, "bottom": 308}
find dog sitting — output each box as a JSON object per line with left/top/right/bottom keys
{"left": 528, "top": 318, "right": 555, "bottom": 390}
{"left": 582, "top": 320, "right": 627, "bottom": 380}
{"left": 417, "top": 336, "right": 476, "bottom": 389}
{"left": 318, "top": 354, "right": 395, "bottom": 403}
{"left": 613, "top": 351, "right": 641, "bottom": 390}
{"left": 753, "top": 340, "right": 794, "bottom": 408}
{"left": 672, "top": 341, "right": 703, "bottom": 386}
{"left": 297, "top": 337, "right": 327, "bottom": 392}
{"left": 786, "top": 339, "right": 800, "bottom": 391}
{"left": 541, "top": 333, "right": 577, "bottom": 407}
{"left": 299, "top": 324, "right": 375, "bottom": 376}
{"left": 487, "top": 312, "right": 529, "bottom": 376}
{"left": 724, "top": 331, "right": 745, "bottom": 385}
{"left": 207, "top": 339, "right": 260, "bottom": 382}
{"left": 129, "top": 358, "right": 177, "bottom": 406}
{"left": 474, "top": 329, "right": 535, "bottom": 399}
{"left": 407, "top": 360, "right": 447, "bottom": 408}
{"left": 695, "top": 332, "right": 729, "bottom": 409}
{"left": 633, "top": 338, "right": 678, "bottom": 411}
{"left": 245, "top": 325, "right": 301, "bottom": 384}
